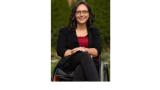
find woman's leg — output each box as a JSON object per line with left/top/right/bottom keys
{"left": 73, "top": 65, "right": 86, "bottom": 81}
{"left": 71, "top": 51, "right": 99, "bottom": 81}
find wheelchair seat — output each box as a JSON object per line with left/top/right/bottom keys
{"left": 53, "top": 67, "right": 73, "bottom": 81}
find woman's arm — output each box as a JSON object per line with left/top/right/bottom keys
{"left": 56, "top": 28, "right": 68, "bottom": 57}
{"left": 91, "top": 28, "right": 102, "bottom": 57}
{"left": 84, "top": 48, "right": 98, "bottom": 57}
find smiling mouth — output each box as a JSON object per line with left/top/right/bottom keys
{"left": 79, "top": 19, "right": 84, "bottom": 21}
{"left": 79, "top": 18, "right": 86, "bottom": 20}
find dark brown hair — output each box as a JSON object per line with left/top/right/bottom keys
{"left": 68, "top": 1, "right": 95, "bottom": 31}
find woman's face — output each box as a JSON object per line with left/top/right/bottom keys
{"left": 75, "top": 4, "right": 89, "bottom": 25}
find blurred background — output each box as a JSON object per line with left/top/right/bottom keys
{"left": 51, "top": 0, "right": 110, "bottom": 81}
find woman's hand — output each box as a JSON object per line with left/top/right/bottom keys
{"left": 71, "top": 47, "right": 87, "bottom": 54}
{"left": 72, "top": 47, "right": 98, "bottom": 57}
{"left": 64, "top": 47, "right": 98, "bottom": 57}
{"left": 64, "top": 47, "right": 86, "bottom": 57}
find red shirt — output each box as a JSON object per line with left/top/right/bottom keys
{"left": 77, "top": 35, "right": 88, "bottom": 47}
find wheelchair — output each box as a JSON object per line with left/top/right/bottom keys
{"left": 51, "top": 57, "right": 109, "bottom": 81}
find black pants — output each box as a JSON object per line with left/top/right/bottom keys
{"left": 62, "top": 51, "right": 99, "bottom": 81}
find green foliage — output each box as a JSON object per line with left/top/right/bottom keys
{"left": 51, "top": 0, "right": 71, "bottom": 48}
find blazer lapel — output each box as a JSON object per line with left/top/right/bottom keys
{"left": 72, "top": 30, "right": 79, "bottom": 47}
{"left": 88, "top": 29, "right": 93, "bottom": 48}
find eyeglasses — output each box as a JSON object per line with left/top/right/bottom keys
{"left": 76, "top": 10, "right": 88, "bottom": 15}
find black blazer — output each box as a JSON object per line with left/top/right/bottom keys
{"left": 56, "top": 27, "right": 101, "bottom": 59}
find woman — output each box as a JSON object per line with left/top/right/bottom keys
{"left": 56, "top": 1, "right": 101, "bottom": 81}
